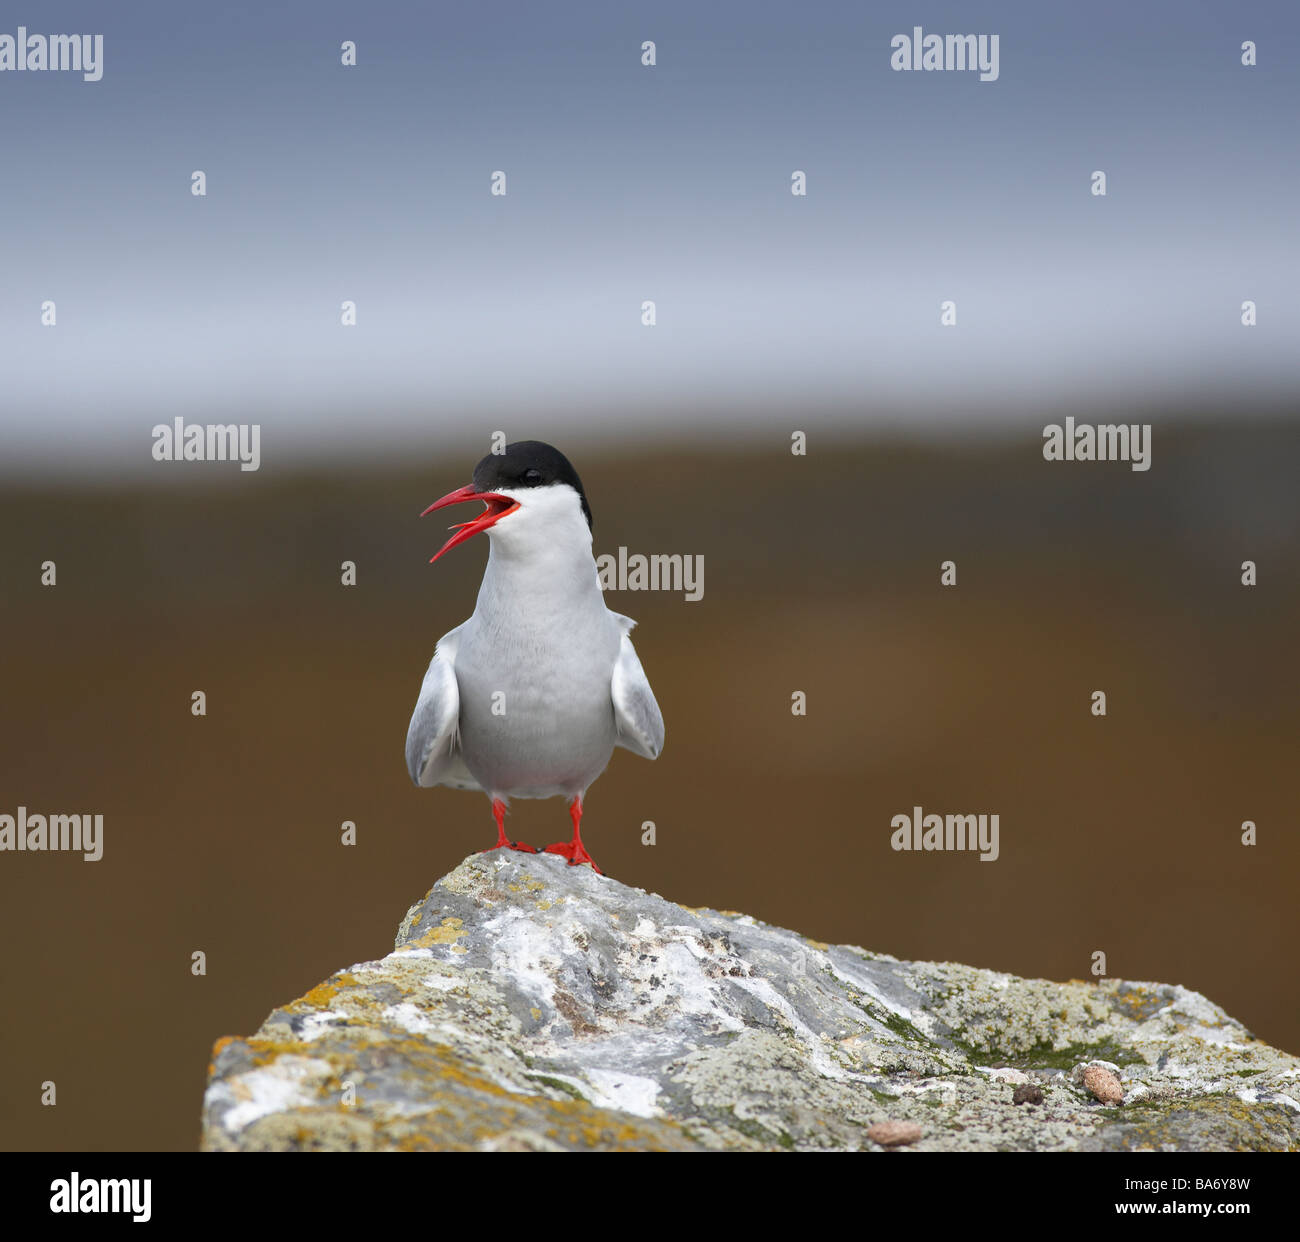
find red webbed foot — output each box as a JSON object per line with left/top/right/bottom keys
{"left": 481, "top": 799, "right": 537, "bottom": 855}
{"left": 542, "top": 838, "right": 603, "bottom": 873}
{"left": 542, "top": 797, "right": 603, "bottom": 874}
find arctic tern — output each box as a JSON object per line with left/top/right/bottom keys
{"left": 405, "top": 441, "right": 664, "bottom": 874}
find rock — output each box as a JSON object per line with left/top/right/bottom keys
{"left": 201, "top": 852, "right": 1300, "bottom": 1152}
{"left": 866, "top": 1120, "right": 922, "bottom": 1147}
{"left": 1081, "top": 1063, "right": 1125, "bottom": 1106}
{"left": 987, "top": 1066, "right": 1031, "bottom": 1084}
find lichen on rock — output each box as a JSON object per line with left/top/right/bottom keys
{"left": 200, "top": 852, "right": 1300, "bottom": 1151}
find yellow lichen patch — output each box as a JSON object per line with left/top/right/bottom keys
{"left": 394, "top": 1131, "right": 440, "bottom": 1152}
{"left": 295, "top": 972, "right": 359, "bottom": 1009}
{"left": 382, "top": 1043, "right": 697, "bottom": 1150}
{"left": 540, "top": 1097, "right": 690, "bottom": 1151}
{"left": 208, "top": 1035, "right": 242, "bottom": 1076}
{"left": 506, "top": 874, "right": 548, "bottom": 895}
{"left": 530, "top": 1008, "right": 542, "bottom": 1021}
{"left": 1101, "top": 984, "right": 1174, "bottom": 1024}
{"left": 208, "top": 1030, "right": 701, "bottom": 1151}
{"left": 429, "top": 1043, "right": 516, "bottom": 1098}
{"left": 240, "top": 1036, "right": 314, "bottom": 1068}
{"left": 399, "top": 917, "right": 468, "bottom": 951}
{"left": 804, "top": 939, "right": 830, "bottom": 951}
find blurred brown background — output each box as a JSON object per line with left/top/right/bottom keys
{"left": 1, "top": 418, "right": 1297, "bottom": 1151}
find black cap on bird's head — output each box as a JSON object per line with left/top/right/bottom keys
{"left": 472, "top": 442, "right": 592, "bottom": 528}
{"left": 421, "top": 440, "right": 593, "bottom": 563}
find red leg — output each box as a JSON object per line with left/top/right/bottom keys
{"left": 479, "top": 798, "right": 536, "bottom": 855}
{"left": 543, "top": 797, "right": 602, "bottom": 874}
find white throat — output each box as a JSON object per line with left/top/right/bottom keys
{"left": 475, "top": 483, "right": 602, "bottom": 614}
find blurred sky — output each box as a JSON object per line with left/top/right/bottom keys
{"left": 1, "top": 1, "right": 1297, "bottom": 474}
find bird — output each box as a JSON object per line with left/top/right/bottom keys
{"left": 405, "top": 441, "right": 664, "bottom": 875}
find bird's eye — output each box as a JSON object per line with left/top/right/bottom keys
{"left": 522, "top": 468, "right": 542, "bottom": 485}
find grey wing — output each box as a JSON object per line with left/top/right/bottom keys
{"left": 405, "top": 626, "right": 482, "bottom": 790}
{"left": 610, "top": 614, "right": 664, "bottom": 760}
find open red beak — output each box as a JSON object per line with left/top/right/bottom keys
{"left": 421, "top": 484, "right": 520, "bottom": 563}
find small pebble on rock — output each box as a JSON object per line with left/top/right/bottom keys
{"left": 1082, "top": 1064, "right": 1124, "bottom": 1105}
{"left": 866, "top": 1120, "right": 922, "bottom": 1147}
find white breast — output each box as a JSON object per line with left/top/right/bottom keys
{"left": 452, "top": 487, "right": 623, "bottom": 799}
